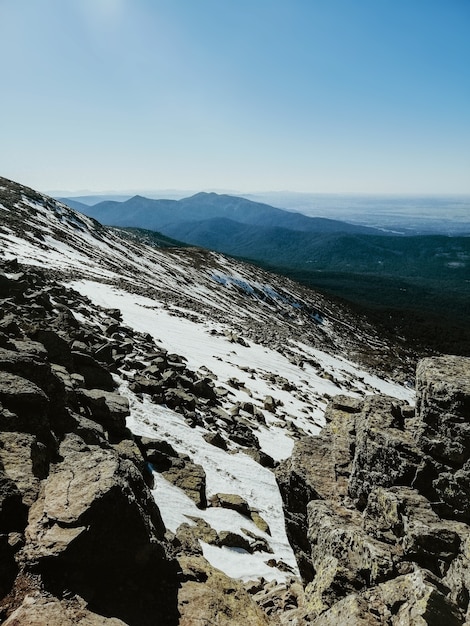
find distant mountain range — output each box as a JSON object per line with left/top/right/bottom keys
{"left": 60, "top": 192, "right": 383, "bottom": 236}
{"left": 60, "top": 191, "right": 470, "bottom": 348}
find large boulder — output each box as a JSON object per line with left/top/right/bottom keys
{"left": 305, "top": 500, "right": 394, "bottom": 617}
{"left": 77, "top": 388, "right": 130, "bottom": 440}
{"left": 313, "top": 568, "right": 463, "bottom": 626}
{"left": 23, "top": 437, "right": 179, "bottom": 626}
{"left": 0, "top": 431, "right": 47, "bottom": 506}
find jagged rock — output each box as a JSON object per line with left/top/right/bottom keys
{"left": 162, "top": 457, "right": 207, "bottom": 509}
{"left": 0, "top": 355, "right": 60, "bottom": 425}
{"left": 177, "top": 555, "right": 269, "bottom": 625}
{"left": 164, "top": 388, "right": 196, "bottom": 412}
{"left": 112, "top": 438, "right": 147, "bottom": 479}
{"left": 128, "top": 375, "right": 162, "bottom": 395}
{"left": 228, "top": 420, "right": 260, "bottom": 448}
{"left": 32, "top": 329, "right": 73, "bottom": 368}
{"left": 241, "top": 400, "right": 255, "bottom": 415}
{"left": 202, "top": 431, "right": 228, "bottom": 450}
{"left": 0, "top": 432, "right": 46, "bottom": 506}
{"left": 250, "top": 511, "right": 271, "bottom": 535}
{"left": 242, "top": 528, "right": 273, "bottom": 553}
{"left": 173, "top": 523, "right": 206, "bottom": 556}
{"left": 0, "top": 314, "right": 21, "bottom": 337}
{"left": 69, "top": 412, "right": 107, "bottom": 445}
{"left": 311, "top": 592, "right": 378, "bottom": 625}
{"left": 0, "top": 471, "right": 28, "bottom": 532}
{"left": 210, "top": 493, "right": 270, "bottom": 534}
{"left": 250, "top": 578, "right": 306, "bottom": 624}
{"left": 413, "top": 356, "right": 470, "bottom": 522}
{"left": 10, "top": 339, "right": 48, "bottom": 358}
{"left": 370, "top": 567, "right": 462, "bottom": 625}
{"left": 364, "top": 486, "right": 462, "bottom": 576}
{"left": 78, "top": 389, "right": 130, "bottom": 440}
{"left": 305, "top": 500, "right": 394, "bottom": 617}
{"left": 414, "top": 356, "right": 470, "bottom": 466}
{"left": 23, "top": 440, "right": 179, "bottom": 626}
{"left": 241, "top": 447, "right": 275, "bottom": 468}
{"left": 181, "top": 517, "right": 219, "bottom": 547}
{"left": 0, "top": 372, "right": 49, "bottom": 432}
{"left": 218, "top": 530, "right": 252, "bottom": 552}
{"left": 72, "top": 351, "right": 115, "bottom": 391}
{"left": 193, "top": 377, "right": 216, "bottom": 399}
{"left": 433, "top": 463, "right": 470, "bottom": 522}
{"left": 444, "top": 530, "right": 470, "bottom": 622}
{"left": 0, "top": 535, "right": 18, "bottom": 606}
{"left": 277, "top": 358, "right": 470, "bottom": 623}
{"left": 71, "top": 340, "right": 89, "bottom": 354}
{"left": 263, "top": 395, "right": 276, "bottom": 412}
{"left": 211, "top": 493, "right": 251, "bottom": 516}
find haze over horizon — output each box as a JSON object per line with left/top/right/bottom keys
{"left": 1, "top": 0, "right": 469, "bottom": 196}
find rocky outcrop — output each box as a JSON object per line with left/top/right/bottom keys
{"left": 0, "top": 262, "right": 180, "bottom": 625}
{"left": 413, "top": 356, "right": 470, "bottom": 521}
{"left": 177, "top": 554, "right": 270, "bottom": 626}
{"left": 277, "top": 356, "right": 470, "bottom": 624}
{"left": 2, "top": 593, "right": 128, "bottom": 625}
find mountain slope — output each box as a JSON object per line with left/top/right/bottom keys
{"left": 0, "top": 175, "right": 419, "bottom": 622}
{"left": 62, "top": 192, "right": 470, "bottom": 343}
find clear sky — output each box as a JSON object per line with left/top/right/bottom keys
{"left": 1, "top": 0, "right": 469, "bottom": 194}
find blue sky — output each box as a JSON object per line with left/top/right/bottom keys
{"left": 1, "top": 0, "right": 469, "bottom": 194}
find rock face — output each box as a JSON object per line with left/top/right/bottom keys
{"left": 277, "top": 356, "right": 470, "bottom": 624}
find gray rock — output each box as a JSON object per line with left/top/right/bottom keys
{"left": 202, "top": 431, "right": 228, "bottom": 450}
{"left": 414, "top": 356, "right": 470, "bottom": 467}
{"left": 364, "top": 486, "right": 462, "bottom": 576}
{"left": 24, "top": 443, "right": 179, "bottom": 625}
{"left": 305, "top": 500, "right": 394, "bottom": 617}
{"left": 32, "top": 328, "right": 73, "bottom": 368}
{"left": 72, "top": 351, "right": 115, "bottom": 391}
{"left": 2, "top": 594, "right": 129, "bottom": 625}
{"left": 0, "top": 431, "right": 45, "bottom": 506}
{"left": 276, "top": 395, "right": 359, "bottom": 582}
{"left": 78, "top": 389, "right": 130, "bottom": 440}
{"left": 218, "top": 530, "right": 252, "bottom": 552}
{"left": 0, "top": 470, "right": 28, "bottom": 532}
{"left": 348, "top": 395, "right": 421, "bottom": 509}
{"left": 162, "top": 457, "right": 207, "bottom": 509}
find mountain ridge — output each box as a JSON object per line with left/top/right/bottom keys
{"left": 69, "top": 191, "right": 386, "bottom": 236}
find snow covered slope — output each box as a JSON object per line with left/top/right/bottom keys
{"left": 0, "top": 176, "right": 415, "bottom": 582}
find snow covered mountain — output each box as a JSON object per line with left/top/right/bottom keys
{"left": 0, "top": 176, "right": 417, "bottom": 623}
